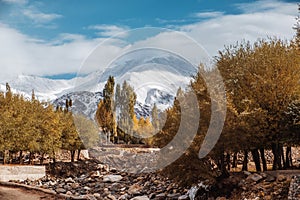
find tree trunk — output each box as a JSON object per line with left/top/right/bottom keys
{"left": 29, "top": 152, "right": 32, "bottom": 165}
{"left": 259, "top": 148, "right": 267, "bottom": 171}
{"left": 280, "top": 145, "right": 285, "bottom": 169}
{"left": 77, "top": 149, "right": 81, "bottom": 161}
{"left": 52, "top": 152, "right": 56, "bottom": 165}
{"left": 70, "top": 150, "right": 75, "bottom": 162}
{"left": 19, "top": 151, "right": 23, "bottom": 164}
{"left": 251, "top": 149, "right": 261, "bottom": 172}
{"left": 226, "top": 153, "right": 231, "bottom": 171}
{"left": 8, "top": 151, "right": 12, "bottom": 164}
{"left": 220, "top": 152, "right": 229, "bottom": 177}
{"left": 232, "top": 152, "right": 237, "bottom": 168}
{"left": 3, "top": 151, "right": 6, "bottom": 165}
{"left": 277, "top": 144, "right": 283, "bottom": 169}
{"left": 40, "top": 153, "right": 44, "bottom": 165}
{"left": 272, "top": 143, "right": 278, "bottom": 170}
{"left": 242, "top": 150, "right": 248, "bottom": 171}
{"left": 285, "top": 146, "right": 292, "bottom": 168}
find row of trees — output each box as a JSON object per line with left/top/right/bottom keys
{"left": 151, "top": 12, "right": 300, "bottom": 184}
{"left": 95, "top": 76, "right": 160, "bottom": 144}
{"left": 0, "top": 84, "right": 99, "bottom": 164}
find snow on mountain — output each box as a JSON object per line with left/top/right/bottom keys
{"left": 52, "top": 91, "right": 102, "bottom": 119}
{"left": 0, "top": 75, "right": 75, "bottom": 101}
{"left": 1, "top": 49, "right": 198, "bottom": 118}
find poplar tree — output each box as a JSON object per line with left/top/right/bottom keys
{"left": 96, "top": 76, "right": 116, "bottom": 143}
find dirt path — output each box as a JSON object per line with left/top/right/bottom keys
{"left": 0, "top": 186, "right": 61, "bottom": 200}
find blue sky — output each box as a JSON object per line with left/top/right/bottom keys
{"left": 0, "top": 0, "right": 255, "bottom": 39}
{"left": 0, "top": 0, "right": 298, "bottom": 79}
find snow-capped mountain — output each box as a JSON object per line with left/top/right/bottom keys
{"left": 1, "top": 49, "right": 198, "bottom": 118}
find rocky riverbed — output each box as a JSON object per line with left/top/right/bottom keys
{"left": 8, "top": 158, "right": 300, "bottom": 200}
{"left": 12, "top": 160, "right": 193, "bottom": 200}
{"left": 5, "top": 146, "right": 300, "bottom": 200}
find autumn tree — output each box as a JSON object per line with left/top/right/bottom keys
{"left": 116, "top": 81, "right": 137, "bottom": 143}
{"left": 73, "top": 114, "right": 99, "bottom": 160}
{"left": 217, "top": 39, "right": 300, "bottom": 171}
{"left": 151, "top": 104, "right": 160, "bottom": 133}
{"left": 96, "top": 76, "right": 116, "bottom": 143}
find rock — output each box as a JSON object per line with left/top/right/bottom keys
{"left": 56, "top": 188, "right": 66, "bottom": 194}
{"left": 107, "top": 194, "right": 117, "bottom": 200}
{"left": 247, "top": 173, "right": 263, "bottom": 182}
{"left": 167, "top": 193, "right": 181, "bottom": 199}
{"left": 265, "top": 175, "right": 276, "bottom": 182}
{"left": 103, "top": 175, "right": 123, "bottom": 183}
{"left": 128, "top": 183, "right": 143, "bottom": 195}
{"left": 130, "top": 196, "right": 149, "bottom": 200}
{"left": 149, "top": 193, "right": 156, "bottom": 199}
{"left": 155, "top": 193, "right": 166, "bottom": 198}
{"left": 277, "top": 175, "right": 287, "bottom": 182}
{"left": 110, "top": 168, "right": 118, "bottom": 173}
{"left": 91, "top": 170, "right": 101, "bottom": 178}
{"left": 216, "top": 197, "right": 227, "bottom": 200}
{"left": 66, "top": 191, "right": 72, "bottom": 195}
{"left": 243, "top": 171, "right": 252, "bottom": 176}
{"left": 84, "top": 186, "right": 91, "bottom": 191}
{"left": 65, "top": 177, "right": 74, "bottom": 183}
{"left": 260, "top": 172, "right": 268, "bottom": 178}
{"left": 118, "top": 194, "right": 130, "bottom": 200}
{"left": 84, "top": 195, "right": 97, "bottom": 200}
{"left": 178, "top": 195, "right": 189, "bottom": 200}
{"left": 94, "top": 193, "right": 101, "bottom": 198}
{"left": 265, "top": 195, "right": 272, "bottom": 200}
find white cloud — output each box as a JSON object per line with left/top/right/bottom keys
{"left": 23, "top": 8, "right": 62, "bottom": 23}
{"left": 180, "top": 1, "right": 298, "bottom": 56}
{"left": 2, "top": 0, "right": 27, "bottom": 5}
{"left": 88, "top": 25, "right": 129, "bottom": 38}
{"left": 192, "top": 11, "right": 224, "bottom": 18}
{"left": 0, "top": 0, "right": 298, "bottom": 79}
{"left": 156, "top": 18, "right": 187, "bottom": 24}
{"left": 235, "top": 0, "right": 296, "bottom": 15}
{"left": 0, "top": 23, "right": 125, "bottom": 80}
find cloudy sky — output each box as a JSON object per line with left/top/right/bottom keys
{"left": 0, "top": 0, "right": 298, "bottom": 80}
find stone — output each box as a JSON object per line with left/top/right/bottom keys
{"left": 91, "top": 170, "right": 101, "bottom": 178}
{"left": 148, "top": 193, "right": 156, "bottom": 199}
{"left": 277, "top": 175, "right": 287, "bottom": 182}
{"left": 265, "top": 195, "right": 272, "bottom": 200}
{"left": 66, "top": 191, "right": 72, "bottom": 195}
{"left": 167, "top": 193, "right": 181, "bottom": 199}
{"left": 265, "top": 175, "right": 276, "bottom": 182}
{"left": 85, "top": 195, "right": 97, "bottom": 200}
{"left": 130, "top": 196, "right": 149, "bottom": 200}
{"left": 94, "top": 193, "right": 101, "bottom": 198}
{"left": 247, "top": 173, "right": 263, "bottom": 182}
{"left": 260, "top": 173, "right": 268, "bottom": 178}
{"left": 243, "top": 171, "right": 252, "bottom": 176}
{"left": 65, "top": 177, "right": 74, "bottom": 183}
{"left": 56, "top": 188, "right": 66, "bottom": 194}
{"left": 84, "top": 186, "right": 91, "bottom": 191}
{"left": 118, "top": 194, "right": 130, "bottom": 200}
{"left": 216, "top": 197, "right": 227, "bottom": 200}
{"left": 128, "top": 183, "right": 143, "bottom": 195}
{"left": 155, "top": 193, "right": 166, "bottom": 199}
{"left": 107, "top": 194, "right": 117, "bottom": 200}
{"left": 178, "top": 195, "right": 189, "bottom": 200}
{"left": 103, "top": 175, "right": 123, "bottom": 183}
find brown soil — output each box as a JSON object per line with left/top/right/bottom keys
{"left": 0, "top": 186, "right": 63, "bottom": 200}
